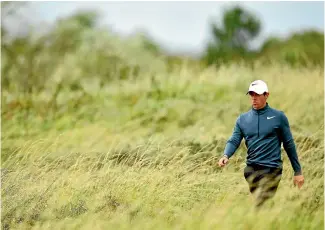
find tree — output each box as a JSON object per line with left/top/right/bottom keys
{"left": 203, "top": 5, "right": 262, "bottom": 66}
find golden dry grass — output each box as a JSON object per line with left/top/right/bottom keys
{"left": 2, "top": 62, "right": 324, "bottom": 229}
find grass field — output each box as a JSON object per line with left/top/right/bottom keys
{"left": 2, "top": 61, "right": 324, "bottom": 230}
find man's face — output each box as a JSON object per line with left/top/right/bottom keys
{"left": 249, "top": 91, "right": 269, "bottom": 109}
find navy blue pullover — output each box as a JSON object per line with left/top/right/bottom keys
{"left": 223, "top": 103, "right": 302, "bottom": 176}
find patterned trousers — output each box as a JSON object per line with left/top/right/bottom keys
{"left": 244, "top": 164, "right": 282, "bottom": 207}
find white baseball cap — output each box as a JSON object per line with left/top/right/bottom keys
{"left": 246, "top": 80, "right": 269, "bottom": 95}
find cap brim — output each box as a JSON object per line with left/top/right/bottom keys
{"left": 246, "top": 90, "right": 264, "bottom": 95}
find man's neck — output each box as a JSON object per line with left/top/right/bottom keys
{"left": 253, "top": 103, "right": 267, "bottom": 110}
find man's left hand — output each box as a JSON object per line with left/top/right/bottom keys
{"left": 293, "top": 175, "right": 304, "bottom": 189}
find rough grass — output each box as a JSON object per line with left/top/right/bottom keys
{"left": 1, "top": 62, "right": 324, "bottom": 229}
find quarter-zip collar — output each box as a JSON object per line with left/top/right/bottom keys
{"left": 251, "top": 103, "right": 270, "bottom": 115}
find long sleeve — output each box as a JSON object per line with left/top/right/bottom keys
{"left": 223, "top": 116, "right": 244, "bottom": 159}
{"left": 280, "top": 112, "right": 302, "bottom": 176}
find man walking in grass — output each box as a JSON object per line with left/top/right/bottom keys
{"left": 218, "top": 80, "right": 304, "bottom": 207}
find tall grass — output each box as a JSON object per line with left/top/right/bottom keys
{"left": 1, "top": 26, "right": 324, "bottom": 229}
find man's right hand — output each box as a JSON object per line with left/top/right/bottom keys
{"left": 218, "top": 155, "right": 229, "bottom": 167}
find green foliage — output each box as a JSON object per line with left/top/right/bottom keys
{"left": 204, "top": 6, "right": 261, "bottom": 66}
{"left": 1, "top": 9, "right": 168, "bottom": 118}
{"left": 203, "top": 6, "right": 323, "bottom": 68}
{"left": 258, "top": 30, "right": 324, "bottom": 67}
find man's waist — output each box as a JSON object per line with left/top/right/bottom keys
{"left": 246, "top": 161, "right": 282, "bottom": 170}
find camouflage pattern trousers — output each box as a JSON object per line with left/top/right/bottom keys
{"left": 244, "top": 164, "right": 282, "bottom": 207}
